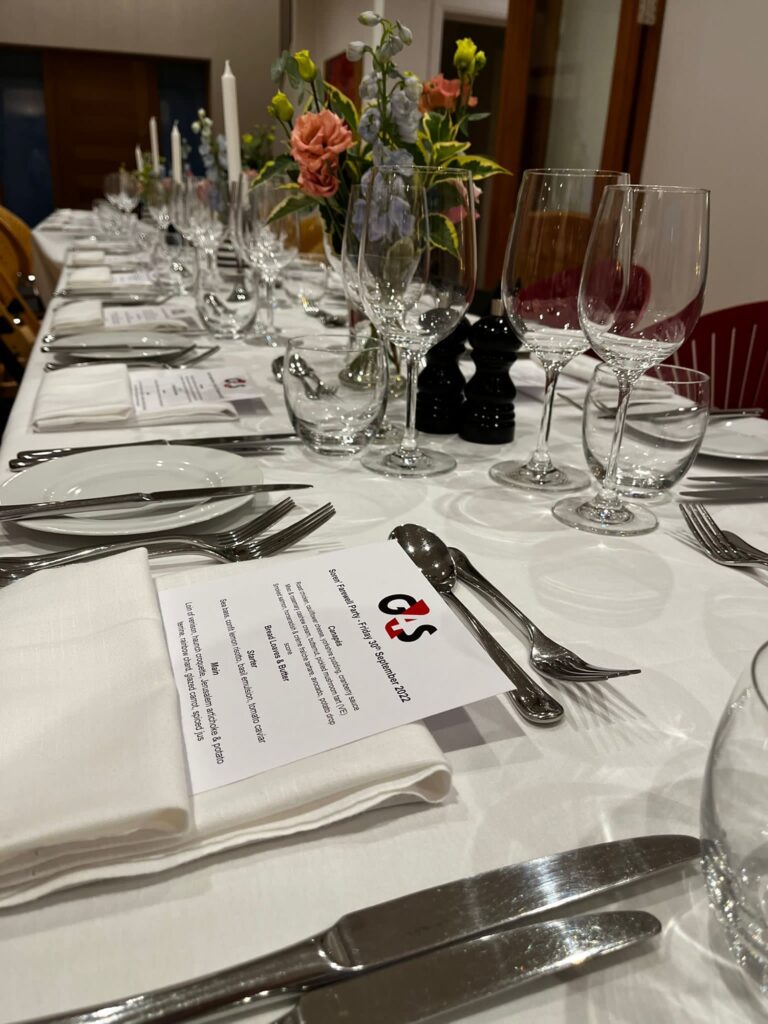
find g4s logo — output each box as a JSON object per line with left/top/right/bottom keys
{"left": 378, "top": 593, "right": 437, "bottom": 643}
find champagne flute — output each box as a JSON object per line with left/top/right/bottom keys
{"left": 552, "top": 184, "right": 710, "bottom": 535}
{"left": 491, "top": 168, "right": 628, "bottom": 491}
{"left": 357, "top": 165, "right": 476, "bottom": 478}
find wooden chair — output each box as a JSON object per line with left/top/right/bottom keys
{"left": 0, "top": 302, "right": 33, "bottom": 427}
{"left": 0, "top": 266, "right": 39, "bottom": 333}
{"left": 669, "top": 302, "right": 768, "bottom": 416}
{"left": 0, "top": 206, "right": 34, "bottom": 276}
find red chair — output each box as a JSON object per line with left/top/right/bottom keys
{"left": 669, "top": 302, "right": 768, "bottom": 417}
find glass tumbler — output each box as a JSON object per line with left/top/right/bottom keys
{"left": 702, "top": 640, "right": 768, "bottom": 994}
{"left": 583, "top": 364, "right": 710, "bottom": 498}
{"left": 196, "top": 265, "right": 258, "bottom": 341}
{"left": 283, "top": 334, "right": 387, "bottom": 456}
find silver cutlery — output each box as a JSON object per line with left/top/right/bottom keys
{"left": 43, "top": 327, "right": 207, "bottom": 343}
{"left": 12, "top": 433, "right": 298, "bottom": 464}
{"left": 53, "top": 291, "right": 174, "bottom": 302}
{"left": 679, "top": 487, "right": 768, "bottom": 502}
{"left": 679, "top": 503, "right": 768, "bottom": 568}
{"left": 449, "top": 546, "right": 640, "bottom": 682}
{"left": 687, "top": 475, "right": 768, "bottom": 486}
{"left": 41, "top": 342, "right": 199, "bottom": 354}
{"left": 23, "top": 833, "right": 696, "bottom": 1023}
{"left": 300, "top": 295, "right": 347, "bottom": 327}
{"left": 0, "top": 502, "right": 335, "bottom": 582}
{"left": 0, "top": 483, "right": 312, "bottom": 522}
{"left": 390, "top": 524, "right": 564, "bottom": 725}
{"left": 274, "top": 911, "right": 660, "bottom": 1024}
{"left": 44, "top": 346, "right": 219, "bottom": 372}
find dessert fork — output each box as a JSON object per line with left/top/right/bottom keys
{"left": 448, "top": 547, "right": 640, "bottom": 682}
{"left": 0, "top": 501, "right": 335, "bottom": 583}
{"left": 679, "top": 503, "right": 768, "bottom": 568}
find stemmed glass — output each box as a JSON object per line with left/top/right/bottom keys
{"left": 245, "top": 177, "right": 299, "bottom": 344}
{"left": 187, "top": 178, "right": 229, "bottom": 272}
{"left": 103, "top": 170, "right": 140, "bottom": 236}
{"left": 552, "top": 184, "right": 710, "bottom": 535}
{"left": 357, "top": 165, "right": 476, "bottom": 477}
{"left": 144, "top": 177, "right": 173, "bottom": 231}
{"left": 491, "top": 169, "right": 628, "bottom": 491}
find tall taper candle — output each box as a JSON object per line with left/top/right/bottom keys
{"left": 171, "top": 121, "right": 182, "bottom": 184}
{"left": 149, "top": 116, "right": 160, "bottom": 174}
{"left": 135, "top": 145, "right": 143, "bottom": 172}
{"left": 221, "top": 60, "right": 242, "bottom": 184}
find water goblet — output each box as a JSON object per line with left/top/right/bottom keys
{"left": 702, "top": 640, "right": 768, "bottom": 995}
{"left": 196, "top": 264, "right": 258, "bottom": 341}
{"left": 490, "top": 168, "right": 628, "bottom": 492}
{"left": 357, "top": 165, "right": 476, "bottom": 478}
{"left": 552, "top": 184, "right": 710, "bottom": 535}
{"left": 246, "top": 177, "right": 299, "bottom": 343}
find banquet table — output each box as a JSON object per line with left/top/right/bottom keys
{"left": 31, "top": 211, "right": 97, "bottom": 303}
{"left": 1, "top": 238, "right": 767, "bottom": 1023}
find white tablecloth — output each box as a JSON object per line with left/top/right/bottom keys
{"left": 1, "top": 258, "right": 766, "bottom": 1021}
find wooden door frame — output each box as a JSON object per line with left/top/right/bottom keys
{"left": 485, "top": 0, "right": 667, "bottom": 286}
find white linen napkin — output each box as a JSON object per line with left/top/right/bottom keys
{"left": 31, "top": 364, "right": 239, "bottom": 430}
{"left": 0, "top": 554, "right": 451, "bottom": 906}
{"left": 69, "top": 250, "right": 106, "bottom": 266}
{"left": 0, "top": 551, "right": 192, "bottom": 883}
{"left": 67, "top": 266, "right": 112, "bottom": 288}
{"left": 52, "top": 300, "right": 104, "bottom": 332}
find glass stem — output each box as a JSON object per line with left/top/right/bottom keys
{"left": 398, "top": 348, "right": 419, "bottom": 453}
{"left": 591, "top": 373, "right": 633, "bottom": 510}
{"left": 264, "top": 279, "right": 275, "bottom": 330}
{"left": 528, "top": 365, "right": 560, "bottom": 469}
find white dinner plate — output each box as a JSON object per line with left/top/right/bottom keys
{"left": 0, "top": 446, "right": 262, "bottom": 536}
{"left": 46, "top": 330, "right": 194, "bottom": 350}
{"left": 699, "top": 417, "right": 768, "bottom": 460}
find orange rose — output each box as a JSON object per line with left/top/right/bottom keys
{"left": 419, "top": 74, "right": 478, "bottom": 113}
{"left": 290, "top": 110, "right": 353, "bottom": 174}
{"left": 297, "top": 161, "right": 341, "bottom": 199}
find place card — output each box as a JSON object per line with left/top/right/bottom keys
{"left": 111, "top": 270, "right": 154, "bottom": 288}
{"left": 131, "top": 366, "right": 264, "bottom": 417}
{"left": 158, "top": 541, "right": 510, "bottom": 793}
{"left": 102, "top": 304, "right": 202, "bottom": 330}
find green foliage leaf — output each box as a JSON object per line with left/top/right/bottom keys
{"left": 252, "top": 154, "right": 297, "bottom": 185}
{"left": 467, "top": 111, "right": 491, "bottom": 122}
{"left": 323, "top": 83, "right": 359, "bottom": 132}
{"left": 430, "top": 141, "right": 470, "bottom": 166}
{"left": 422, "top": 111, "right": 453, "bottom": 144}
{"left": 428, "top": 211, "right": 461, "bottom": 262}
{"left": 266, "top": 192, "right": 319, "bottom": 223}
{"left": 453, "top": 154, "right": 511, "bottom": 180}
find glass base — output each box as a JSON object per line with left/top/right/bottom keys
{"left": 361, "top": 444, "right": 455, "bottom": 478}
{"left": 489, "top": 459, "right": 590, "bottom": 492}
{"left": 551, "top": 494, "right": 658, "bottom": 536}
{"left": 370, "top": 419, "right": 404, "bottom": 446}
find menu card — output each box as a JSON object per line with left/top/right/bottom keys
{"left": 131, "top": 367, "right": 264, "bottom": 417}
{"left": 158, "top": 542, "right": 511, "bottom": 793}
{"left": 103, "top": 304, "right": 202, "bottom": 330}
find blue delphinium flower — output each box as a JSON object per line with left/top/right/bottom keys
{"left": 358, "top": 106, "right": 382, "bottom": 144}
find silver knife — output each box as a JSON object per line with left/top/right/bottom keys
{"left": 14, "top": 435, "right": 299, "bottom": 461}
{"left": 274, "top": 911, "right": 661, "bottom": 1024}
{"left": 679, "top": 489, "right": 768, "bottom": 502}
{"left": 14, "top": 834, "right": 697, "bottom": 1024}
{"left": 0, "top": 484, "right": 312, "bottom": 521}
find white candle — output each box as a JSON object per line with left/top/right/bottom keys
{"left": 171, "top": 122, "right": 182, "bottom": 185}
{"left": 221, "top": 60, "right": 242, "bottom": 184}
{"left": 135, "top": 145, "right": 143, "bottom": 173}
{"left": 149, "top": 116, "right": 160, "bottom": 174}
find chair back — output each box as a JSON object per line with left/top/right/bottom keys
{"left": 0, "top": 267, "right": 39, "bottom": 332}
{"left": 0, "top": 206, "right": 33, "bottom": 275}
{"left": 669, "top": 302, "right": 768, "bottom": 415}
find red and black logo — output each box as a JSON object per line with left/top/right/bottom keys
{"left": 222, "top": 376, "right": 247, "bottom": 389}
{"left": 378, "top": 593, "right": 436, "bottom": 643}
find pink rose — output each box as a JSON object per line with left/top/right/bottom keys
{"left": 290, "top": 110, "right": 353, "bottom": 174}
{"left": 420, "top": 74, "right": 478, "bottom": 114}
{"left": 297, "top": 161, "right": 340, "bottom": 199}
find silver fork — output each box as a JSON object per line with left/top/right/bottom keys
{"left": 679, "top": 503, "right": 768, "bottom": 568}
{"left": 0, "top": 499, "right": 298, "bottom": 576}
{"left": 448, "top": 547, "right": 640, "bottom": 682}
{"left": 0, "top": 503, "right": 335, "bottom": 584}
{"left": 44, "top": 346, "right": 219, "bottom": 372}
{"left": 300, "top": 295, "right": 347, "bottom": 328}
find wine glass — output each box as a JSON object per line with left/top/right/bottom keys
{"left": 144, "top": 177, "right": 173, "bottom": 230}
{"left": 357, "top": 165, "right": 476, "bottom": 478}
{"left": 237, "top": 177, "right": 299, "bottom": 345}
{"left": 188, "top": 178, "right": 229, "bottom": 271}
{"left": 552, "top": 184, "right": 710, "bottom": 535}
{"left": 491, "top": 168, "right": 628, "bottom": 491}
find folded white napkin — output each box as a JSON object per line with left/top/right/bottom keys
{"left": 67, "top": 266, "right": 112, "bottom": 288}
{"left": 32, "top": 364, "right": 239, "bottom": 430}
{"left": 0, "top": 551, "right": 192, "bottom": 889}
{"left": 69, "top": 250, "right": 105, "bottom": 266}
{"left": 51, "top": 300, "right": 104, "bottom": 332}
{"left": 0, "top": 554, "right": 451, "bottom": 906}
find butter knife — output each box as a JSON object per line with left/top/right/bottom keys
{"left": 679, "top": 488, "right": 768, "bottom": 502}
{"left": 274, "top": 911, "right": 661, "bottom": 1024}
{"left": 0, "top": 484, "right": 312, "bottom": 521}
{"left": 18, "top": 834, "right": 697, "bottom": 1024}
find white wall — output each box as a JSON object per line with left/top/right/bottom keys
{"left": 0, "top": 0, "right": 281, "bottom": 134}
{"left": 641, "top": 0, "right": 768, "bottom": 313}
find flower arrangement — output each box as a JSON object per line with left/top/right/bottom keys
{"left": 259, "top": 10, "right": 508, "bottom": 256}
{"left": 191, "top": 109, "right": 275, "bottom": 181}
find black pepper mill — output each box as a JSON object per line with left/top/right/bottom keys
{"left": 459, "top": 300, "right": 521, "bottom": 444}
{"left": 415, "top": 316, "right": 471, "bottom": 434}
